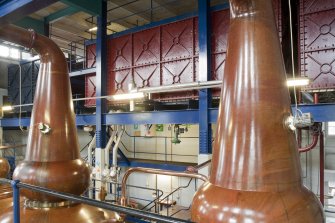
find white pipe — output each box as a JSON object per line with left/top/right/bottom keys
{"left": 137, "top": 80, "right": 222, "bottom": 94}
{"left": 105, "top": 128, "right": 117, "bottom": 168}
{"left": 8, "top": 80, "right": 223, "bottom": 109}
{"left": 87, "top": 134, "right": 96, "bottom": 166}
{"left": 112, "top": 128, "right": 125, "bottom": 168}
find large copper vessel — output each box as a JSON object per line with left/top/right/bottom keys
{"left": 0, "top": 25, "right": 121, "bottom": 222}
{"left": 0, "top": 158, "right": 12, "bottom": 210}
{"left": 191, "top": 0, "right": 324, "bottom": 222}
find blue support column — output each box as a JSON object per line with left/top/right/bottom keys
{"left": 11, "top": 180, "right": 20, "bottom": 223}
{"left": 95, "top": 1, "right": 107, "bottom": 149}
{"left": 198, "top": 0, "right": 212, "bottom": 154}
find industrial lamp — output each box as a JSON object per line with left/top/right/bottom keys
{"left": 1, "top": 105, "right": 13, "bottom": 111}
{"left": 286, "top": 77, "right": 310, "bottom": 87}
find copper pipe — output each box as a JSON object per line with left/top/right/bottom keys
{"left": 298, "top": 132, "right": 319, "bottom": 153}
{"left": 186, "top": 159, "right": 211, "bottom": 173}
{"left": 0, "top": 144, "right": 26, "bottom": 150}
{"left": 314, "top": 93, "right": 319, "bottom": 104}
{"left": 120, "top": 167, "right": 207, "bottom": 206}
{"left": 191, "top": 0, "right": 324, "bottom": 222}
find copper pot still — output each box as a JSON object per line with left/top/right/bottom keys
{"left": 0, "top": 25, "right": 121, "bottom": 222}
{"left": 0, "top": 158, "right": 11, "bottom": 203}
{"left": 191, "top": 0, "right": 324, "bottom": 222}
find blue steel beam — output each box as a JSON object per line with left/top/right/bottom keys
{"left": 198, "top": 0, "right": 212, "bottom": 154}
{"left": 292, "top": 104, "right": 335, "bottom": 122}
{"left": 95, "top": 0, "right": 107, "bottom": 149}
{"left": 0, "top": 109, "right": 219, "bottom": 127}
{"left": 3, "top": 104, "right": 334, "bottom": 128}
{"left": 60, "top": 0, "right": 101, "bottom": 16}
{"left": 44, "top": 6, "right": 79, "bottom": 23}
{"left": 0, "top": 0, "right": 58, "bottom": 25}
{"left": 118, "top": 160, "right": 190, "bottom": 172}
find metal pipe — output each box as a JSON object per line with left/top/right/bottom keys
{"left": 11, "top": 180, "right": 20, "bottom": 223}
{"left": 120, "top": 167, "right": 207, "bottom": 206}
{"left": 137, "top": 80, "right": 222, "bottom": 94}
{"left": 186, "top": 159, "right": 211, "bottom": 173}
{"left": 87, "top": 134, "right": 96, "bottom": 166}
{"left": 112, "top": 128, "right": 125, "bottom": 168}
{"left": 105, "top": 129, "right": 117, "bottom": 168}
{"left": 320, "top": 131, "right": 324, "bottom": 206}
{"left": 299, "top": 132, "right": 319, "bottom": 153}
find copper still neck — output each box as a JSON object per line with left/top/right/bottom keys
{"left": 210, "top": 0, "right": 299, "bottom": 192}
{"left": 0, "top": 25, "right": 89, "bottom": 202}
{"left": 191, "top": 0, "right": 324, "bottom": 222}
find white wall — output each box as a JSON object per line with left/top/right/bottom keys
{"left": 121, "top": 124, "right": 200, "bottom": 163}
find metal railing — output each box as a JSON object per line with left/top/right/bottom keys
{"left": 0, "top": 178, "right": 191, "bottom": 223}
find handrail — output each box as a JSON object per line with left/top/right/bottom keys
{"left": 145, "top": 178, "right": 193, "bottom": 212}
{"left": 0, "top": 178, "right": 192, "bottom": 223}
{"left": 120, "top": 167, "right": 208, "bottom": 206}
{"left": 92, "top": 178, "right": 164, "bottom": 211}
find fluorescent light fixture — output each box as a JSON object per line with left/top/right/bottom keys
{"left": 110, "top": 92, "right": 145, "bottom": 101}
{"left": 88, "top": 27, "right": 98, "bottom": 32}
{"left": 2, "top": 105, "right": 13, "bottom": 111}
{"left": 287, "top": 78, "right": 310, "bottom": 87}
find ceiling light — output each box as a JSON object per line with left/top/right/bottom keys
{"left": 2, "top": 105, "right": 13, "bottom": 111}
{"left": 286, "top": 78, "right": 310, "bottom": 87}
{"left": 110, "top": 92, "right": 146, "bottom": 101}
{"left": 88, "top": 27, "right": 98, "bottom": 32}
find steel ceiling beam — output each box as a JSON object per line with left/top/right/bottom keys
{"left": 15, "top": 17, "right": 45, "bottom": 34}
{"left": 45, "top": 6, "right": 79, "bottom": 23}
{"left": 0, "top": 0, "right": 58, "bottom": 26}
{"left": 60, "top": 0, "right": 102, "bottom": 16}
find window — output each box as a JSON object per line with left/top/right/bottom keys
{"left": 328, "top": 122, "right": 335, "bottom": 136}
{"left": 21, "top": 52, "right": 32, "bottom": 60}
{"left": 0, "top": 45, "right": 9, "bottom": 57}
{"left": 10, "top": 48, "right": 19, "bottom": 59}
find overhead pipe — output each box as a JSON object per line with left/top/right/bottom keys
{"left": 0, "top": 25, "right": 120, "bottom": 222}
{"left": 190, "top": 0, "right": 324, "bottom": 222}
{"left": 120, "top": 167, "right": 208, "bottom": 207}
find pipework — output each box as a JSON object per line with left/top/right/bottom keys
{"left": 120, "top": 167, "right": 208, "bottom": 207}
